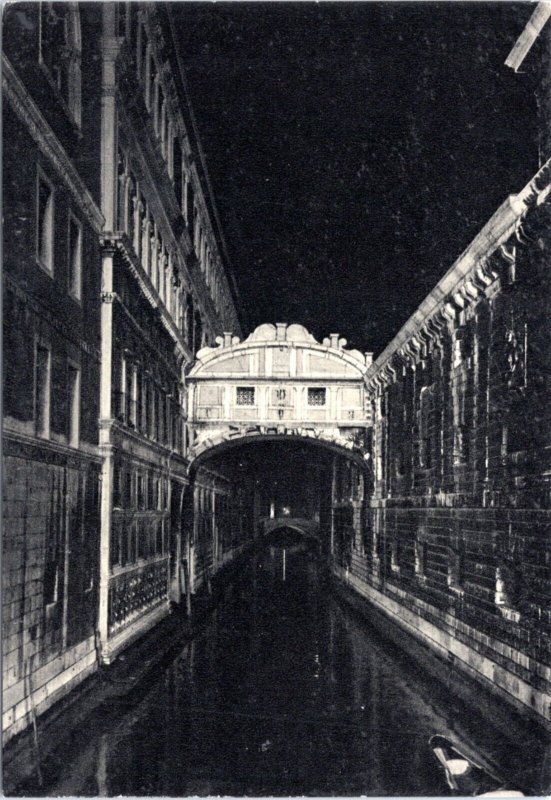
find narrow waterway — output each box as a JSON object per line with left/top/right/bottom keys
{"left": 15, "top": 544, "right": 548, "bottom": 796}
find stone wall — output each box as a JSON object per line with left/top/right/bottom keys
{"left": 191, "top": 467, "right": 257, "bottom": 593}
{"left": 3, "top": 445, "right": 100, "bottom": 744}
{"left": 333, "top": 163, "right": 551, "bottom": 729}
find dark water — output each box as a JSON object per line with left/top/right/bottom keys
{"left": 20, "top": 545, "right": 549, "bottom": 796}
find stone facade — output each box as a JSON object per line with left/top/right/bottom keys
{"left": 96, "top": 3, "right": 243, "bottom": 664}
{"left": 333, "top": 162, "right": 551, "bottom": 729}
{"left": 2, "top": 2, "right": 244, "bottom": 743}
{"left": 3, "top": 3, "right": 105, "bottom": 744}
{"left": 187, "top": 322, "right": 372, "bottom": 466}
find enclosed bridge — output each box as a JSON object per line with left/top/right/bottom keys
{"left": 186, "top": 323, "right": 373, "bottom": 466}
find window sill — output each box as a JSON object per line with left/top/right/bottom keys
{"left": 36, "top": 257, "right": 54, "bottom": 278}
{"left": 45, "top": 601, "right": 59, "bottom": 619}
{"left": 498, "top": 605, "right": 521, "bottom": 624}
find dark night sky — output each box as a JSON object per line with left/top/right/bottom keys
{"left": 175, "top": 2, "right": 538, "bottom": 355}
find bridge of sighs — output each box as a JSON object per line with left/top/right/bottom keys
{"left": 186, "top": 323, "right": 373, "bottom": 466}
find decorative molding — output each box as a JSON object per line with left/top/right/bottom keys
{"left": 101, "top": 292, "right": 117, "bottom": 304}
{"left": 104, "top": 233, "right": 192, "bottom": 362}
{"left": 365, "top": 161, "right": 551, "bottom": 391}
{"left": 190, "top": 322, "right": 371, "bottom": 374}
{"left": 4, "top": 273, "right": 100, "bottom": 360}
{"left": 2, "top": 55, "right": 104, "bottom": 233}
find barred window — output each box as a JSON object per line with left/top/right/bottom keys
{"left": 35, "top": 343, "right": 51, "bottom": 438}
{"left": 308, "top": 387, "right": 326, "bottom": 406}
{"left": 68, "top": 213, "right": 82, "bottom": 300}
{"left": 37, "top": 174, "right": 54, "bottom": 273}
{"left": 67, "top": 362, "right": 80, "bottom": 446}
{"left": 236, "top": 387, "right": 255, "bottom": 406}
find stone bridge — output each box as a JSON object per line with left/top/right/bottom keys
{"left": 260, "top": 516, "right": 321, "bottom": 543}
{"left": 186, "top": 323, "right": 372, "bottom": 468}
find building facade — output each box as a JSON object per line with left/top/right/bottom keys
{"left": 96, "top": 2, "right": 241, "bottom": 664}
{"left": 333, "top": 162, "right": 551, "bottom": 729}
{"left": 2, "top": 1, "right": 106, "bottom": 744}
{"left": 2, "top": 1, "right": 244, "bottom": 743}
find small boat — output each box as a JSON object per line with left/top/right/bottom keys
{"left": 429, "top": 734, "right": 525, "bottom": 797}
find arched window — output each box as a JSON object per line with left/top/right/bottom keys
{"left": 39, "top": 3, "right": 81, "bottom": 127}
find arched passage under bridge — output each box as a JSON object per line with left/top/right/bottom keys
{"left": 175, "top": 323, "right": 373, "bottom": 600}
{"left": 179, "top": 438, "right": 370, "bottom": 605}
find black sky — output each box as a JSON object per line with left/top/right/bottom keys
{"left": 175, "top": 2, "right": 538, "bottom": 355}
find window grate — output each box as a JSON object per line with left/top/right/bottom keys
{"left": 236, "top": 387, "right": 255, "bottom": 406}
{"left": 308, "top": 387, "right": 326, "bottom": 407}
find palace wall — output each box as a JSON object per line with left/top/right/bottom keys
{"left": 333, "top": 164, "right": 551, "bottom": 729}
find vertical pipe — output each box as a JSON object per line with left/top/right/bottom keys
{"left": 330, "top": 454, "right": 337, "bottom": 565}
{"left": 98, "top": 248, "right": 115, "bottom": 656}
{"left": 98, "top": 4, "right": 120, "bottom": 660}
{"left": 61, "top": 469, "right": 70, "bottom": 651}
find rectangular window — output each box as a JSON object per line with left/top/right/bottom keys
{"left": 125, "top": 358, "right": 133, "bottom": 425}
{"left": 44, "top": 553, "right": 60, "bottom": 606}
{"left": 415, "top": 539, "right": 427, "bottom": 581}
{"left": 67, "top": 362, "right": 80, "bottom": 446}
{"left": 37, "top": 173, "right": 54, "bottom": 273}
{"left": 35, "top": 343, "right": 51, "bottom": 438}
{"left": 113, "top": 463, "right": 122, "bottom": 508}
{"left": 138, "top": 23, "right": 148, "bottom": 81}
{"left": 137, "top": 473, "right": 145, "bottom": 510}
{"left": 147, "top": 473, "right": 156, "bottom": 509}
{"left": 448, "top": 550, "right": 464, "bottom": 594}
{"left": 123, "top": 469, "right": 133, "bottom": 508}
{"left": 418, "top": 385, "right": 433, "bottom": 469}
{"left": 308, "top": 387, "right": 326, "bottom": 406}
{"left": 236, "top": 386, "right": 255, "bottom": 406}
{"left": 68, "top": 214, "right": 82, "bottom": 300}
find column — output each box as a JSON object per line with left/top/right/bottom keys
{"left": 98, "top": 244, "right": 115, "bottom": 654}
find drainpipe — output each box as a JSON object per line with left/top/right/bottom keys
{"left": 330, "top": 454, "right": 337, "bottom": 568}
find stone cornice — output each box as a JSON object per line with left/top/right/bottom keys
{"left": 366, "top": 161, "right": 551, "bottom": 390}
{"left": 118, "top": 95, "right": 227, "bottom": 337}
{"left": 5, "top": 273, "right": 101, "bottom": 361}
{"left": 2, "top": 55, "right": 105, "bottom": 234}
{"left": 101, "top": 233, "right": 193, "bottom": 364}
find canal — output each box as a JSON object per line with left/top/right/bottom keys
{"left": 13, "top": 542, "right": 549, "bottom": 796}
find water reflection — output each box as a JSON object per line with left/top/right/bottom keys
{"left": 16, "top": 545, "right": 549, "bottom": 796}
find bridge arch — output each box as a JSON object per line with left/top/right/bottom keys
{"left": 261, "top": 516, "right": 321, "bottom": 543}
{"left": 186, "top": 323, "right": 372, "bottom": 469}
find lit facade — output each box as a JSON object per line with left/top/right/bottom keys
{"left": 2, "top": 1, "right": 243, "bottom": 741}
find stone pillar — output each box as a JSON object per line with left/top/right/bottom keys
{"left": 100, "top": 6, "right": 119, "bottom": 231}
{"left": 98, "top": 5, "right": 121, "bottom": 651}
{"left": 98, "top": 246, "right": 115, "bottom": 654}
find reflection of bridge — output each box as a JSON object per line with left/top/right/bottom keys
{"left": 187, "top": 323, "right": 372, "bottom": 468}
{"left": 260, "top": 516, "right": 321, "bottom": 543}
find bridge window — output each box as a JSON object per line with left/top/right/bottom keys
{"left": 236, "top": 386, "right": 255, "bottom": 406}
{"left": 308, "top": 387, "right": 326, "bottom": 406}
